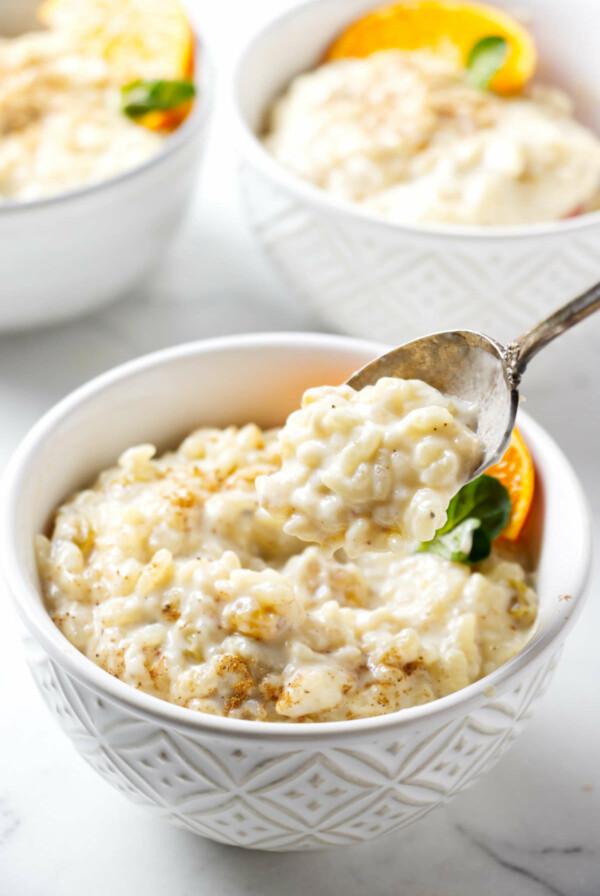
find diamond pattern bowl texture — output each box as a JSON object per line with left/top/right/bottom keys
{"left": 241, "top": 164, "right": 600, "bottom": 346}
{"left": 25, "top": 637, "right": 562, "bottom": 850}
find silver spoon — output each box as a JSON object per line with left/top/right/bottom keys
{"left": 347, "top": 281, "right": 600, "bottom": 478}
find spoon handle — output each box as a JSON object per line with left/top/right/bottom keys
{"left": 506, "top": 279, "right": 600, "bottom": 384}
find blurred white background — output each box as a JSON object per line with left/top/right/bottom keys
{"left": 0, "top": 2, "right": 598, "bottom": 893}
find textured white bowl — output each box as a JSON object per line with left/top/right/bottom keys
{"left": 233, "top": 0, "right": 600, "bottom": 345}
{"left": 0, "top": 6, "right": 212, "bottom": 330}
{"left": 0, "top": 333, "right": 591, "bottom": 850}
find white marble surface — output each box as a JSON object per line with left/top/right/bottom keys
{"left": 1, "top": 2, "right": 599, "bottom": 893}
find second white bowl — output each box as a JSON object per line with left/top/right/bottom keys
{"left": 233, "top": 0, "right": 600, "bottom": 345}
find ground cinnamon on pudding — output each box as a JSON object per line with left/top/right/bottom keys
{"left": 263, "top": 50, "right": 600, "bottom": 226}
{"left": 37, "top": 380, "right": 537, "bottom": 722}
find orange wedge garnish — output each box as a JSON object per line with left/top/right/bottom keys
{"left": 486, "top": 427, "right": 535, "bottom": 540}
{"left": 39, "top": 0, "right": 194, "bottom": 84}
{"left": 326, "top": 0, "right": 536, "bottom": 95}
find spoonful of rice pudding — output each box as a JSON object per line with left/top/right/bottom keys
{"left": 258, "top": 282, "right": 600, "bottom": 558}
{"left": 348, "top": 281, "right": 600, "bottom": 476}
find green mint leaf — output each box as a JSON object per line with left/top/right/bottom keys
{"left": 419, "top": 474, "right": 511, "bottom": 565}
{"left": 465, "top": 35, "right": 509, "bottom": 90}
{"left": 122, "top": 79, "right": 195, "bottom": 118}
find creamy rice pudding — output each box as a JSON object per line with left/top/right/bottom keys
{"left": 263, "top": 50, "right": 600, "bottom": 226}
{"left": 0, "top": 30, "right": 167, "bottom": 201}
{"left": 37, "top": 379, "right": 537, "bottom": 723}
{"left": 257, "top": 378, "right": 481, "bottom": 556}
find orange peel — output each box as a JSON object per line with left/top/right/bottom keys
{"left": 326, "top": 0, "right": 536, "bottom": 95}
{"left": 486, "top": 427, "right": 535, "bottom": 540}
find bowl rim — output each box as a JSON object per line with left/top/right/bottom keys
{"left": 0, "top": 29, "right": 213, "bottom": 215}
{"left": 230, "top": 0, "right": 600, "bottom": 241}
{"left": 0, "top": 331, "right": 592, "bottom": 742}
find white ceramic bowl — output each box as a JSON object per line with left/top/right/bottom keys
{"left": 0, "top": 333, "right": 591, "bottom": 850}
{"left": 233, "top": 0, "right": 600, "bottom": 345}
{"left": 0, "top": 6, "right": 212, "bottom": 331}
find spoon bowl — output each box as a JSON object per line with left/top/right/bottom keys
{"left": 347, "top": 329, "right": 517, "bottom": 477}
{"left": 347, "top": 280, "right": 600, "bottom": 477}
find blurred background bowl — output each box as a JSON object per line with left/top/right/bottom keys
{"left": 0, "top": 3, "right": 213, "bottom": 331}
{"left": 233, "top": 0, "right": 600, "bottom": 345}
{"left": 0, "top": 332, "right": 591, "bottom": 850}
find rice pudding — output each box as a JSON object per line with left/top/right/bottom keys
{"left": 37, "top": 378, "right": 537, "bottom": 722}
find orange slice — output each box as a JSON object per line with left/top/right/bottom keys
{"left": 486, "top": 427, "right": 535, "bottom": 540}
{"left": 134, "top": 104, "right": 194, "bottom": 133}
{"left": 326, "top": 1, "right": 536, "bottom": 95}
{"left": 38, "top": 0, "right": 194, "bottom": 83}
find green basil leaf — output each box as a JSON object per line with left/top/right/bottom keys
{"left": 423, "top": 517, "right": 482, "bottom": 563}
{"left": 465, "top": 35, "right": 509, "bottom": 90}
{"left": 419, "top": 474, "right": 511, "bottom": 565}
{"left": 467, "top": 525, "right": 493, "bottom": 563}
{"left": 122, "top": 79, "right": 195, "bottom": 118}
{"left": 438, "top": 475, "right": 511, "bottom": 540}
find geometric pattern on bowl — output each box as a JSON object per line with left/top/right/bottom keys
{"left": 25, "top": 636, "right": 562, "bottom": 850}
{"left": 241, "top": 162, "right": 600, "bottom": 347}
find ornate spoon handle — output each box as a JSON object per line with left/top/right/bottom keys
{"left": 505, "top": 280, "right": 600, "bottom": 386}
